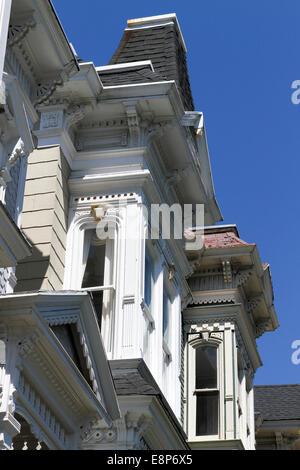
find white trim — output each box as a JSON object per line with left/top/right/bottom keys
{"left": 141, "top": 299, "right": 155, "bottom": 327}
{"left": 126, "top": 13, "right": 187, "bottom": 53}
{"left": 187, "top": 336, "right": 224, "bottom": 442}
{"left": 0, "top": 0, "right": 12, "bottom": 88}
{"left": 96, "top": 61, "right": 154, "bottom": 73}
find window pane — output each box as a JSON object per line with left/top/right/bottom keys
{"left": 51, "top": 325, "right": 80, "bottom": 367}
{"left": 195, "top": 346, "right": 217, "bottom": 389}
{"left": 90, "top": 290, "right": 103, "bottom": 328}
{"left": 81, "top": 231, "right": 105, "bottom": 328}
{"left": 196, "top": 392, "right": 219, "bottom": 436}
{"left": 82, "top": 235, "right": 106, "bottom": 288}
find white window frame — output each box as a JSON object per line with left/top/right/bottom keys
{"left": 187, "top": 335, "right": 224, "bottom": 442}
{"left": 64, "top": 215, "right": 116, "bottom": 338}
{"left": 80, "top": 228, "right": 115, "bottom": 295}
{"left": 141, "top": 243, "right": 156, "bottom": 327}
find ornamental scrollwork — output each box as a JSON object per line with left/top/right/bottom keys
{"left": 7, "top": 18, "right": 36, "bottom": 47}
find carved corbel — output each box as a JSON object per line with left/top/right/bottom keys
{"left": 234, "top": 268, "right": 253, "bottom": 287}
{"left": 124, "top": 412, "right": 152, "bottom": 446}
{"left": 34, "top": 62, "right": 77, "bottom": 106}
{"left": 34, "top": 76, "right": 64, "bottom": 106}
{"left": 254, "top": 319, "right": 273, "bottom": 339}
{"left": 125, "top": 105, "right": 140, "bottom": 146}
{"left": 142, "top": 119, "right": 174, "bottom": 143}
{"left": 64, "top": 103, "right": 94, "bottom": 132}
{"left": 0, "top": 138, "right": 26, "bottom": 188}
{"left": 18, "top": 332, "right": 39, "bottom": 359}
{"left": 7, "top": 17, "right": 36, "bottom": 47}
{"left": 247, "top": 295, "right": 263, "bottom": 314}
{"left": 166, "top": 167, "right": 192, "bottom": 189}
{"left": 7, "top": 138, "right": 26, "bottom": 169}
{"left": 222, "top": 259, "right": 232, "bottom": 285}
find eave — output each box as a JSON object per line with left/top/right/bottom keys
{"left": 0, "top": 292, "right": 120, "bottom": 427}
{"left": 189, "top": 241, "right": 279, "bottom": 334}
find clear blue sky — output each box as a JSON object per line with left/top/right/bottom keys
{"left": 52, "top": 0, "right": 300, "bottom": 385}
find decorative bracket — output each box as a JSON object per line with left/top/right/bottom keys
{"left": 125, "top": 105, "right": 140, "bottom": 146}
{"left": 254, "top": 319, "right": 273, "bottom": 339}
{"left": 34, "top": 62, "right": 77, "bottom": 106}
{"left": 234, "top": 268, "right": 253, "bottom": 287}
{"left": 0, "top": 138, "right": 26, "bottom": 188}
{"left": 247, "top": 295, "right": 263, "bottom": 314}
{"left": 18, "top": 332, "right": 39, "bottom": 359}
{"left": 222, "top": 259, "right": 232, "bottom": 285}
{"left": 7, "top": 17, "right": 36, "bottom": 47}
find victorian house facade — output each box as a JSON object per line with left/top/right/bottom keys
{"left": 0, "top": 0, "right": 295, "bottom": 451}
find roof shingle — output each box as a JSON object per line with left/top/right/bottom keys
{"left": 99, "top": 66, "right": 164, "bottom": 86}
{"left": 254, "top": 385, "right": 300, "bottom": 421}
{"left": 109, "top": 23, "right": 195, "bottom": 111}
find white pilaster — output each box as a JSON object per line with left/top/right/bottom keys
{"left": 224, "top": 324, "right": 237, "bottom": 440}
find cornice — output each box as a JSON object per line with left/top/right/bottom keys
{"left": 183, "top": 303, "right": 262, "bottom": 371}
{"left": 68, "top": 169, "right": 152, "bottom": 195}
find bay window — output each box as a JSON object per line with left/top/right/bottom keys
{"left": 195, "top": 346, "right": 219, "bottom": 436}
{"left": 65, "top": 222, "right": 115, "bottom": 331}
{"left": 187, "top": 337, "right": 222, "bottom": 441}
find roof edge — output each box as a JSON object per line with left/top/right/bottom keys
{"left": 126, "top": 13, "right": 187, "bottom": 53}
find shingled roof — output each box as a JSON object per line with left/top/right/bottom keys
{"left": 204, "top": 226, "right": 251, "bottom": 249}
{"left": 113, "top": 371, "right": 159, "bottom": 396}
{"left": 254, "top": 385, "right": 300, "bottom": 421}
{"left": 108, "top": 14, "right": 195, "bottom": 111}
{"left": 98, "top": 65, "right": 164, "bottom": 87}
{"left": 110, "top": 359, "right": 188, "bottom": 444}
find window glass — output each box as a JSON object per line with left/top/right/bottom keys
{"left": 51, "top": 324, "right": 93, "bottom": 387}
{"left": 196, "top": 392, "right": 219, "bottom": 436}
{"left": 82, "top": 230, "right": 106, "bottom": 289}
{"left": 195, "top": 346, "right": 217, "bottom": 389}
{"left": 81, "top": 229, "right": 106, "bottom": 328}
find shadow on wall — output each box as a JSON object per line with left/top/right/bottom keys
{"left": 15, "top": 242, "right": 57, "bottom": 292}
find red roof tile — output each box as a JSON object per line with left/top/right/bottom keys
{"left": 204, "top": 231, "right": 249, "bottom": 249}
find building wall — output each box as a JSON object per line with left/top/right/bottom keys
{"left": 15, "top": 146, "right": 70, "bottom": 291}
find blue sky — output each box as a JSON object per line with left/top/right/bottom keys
{"left": 52, "top": 0, "right": 300, "bottom": 385}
